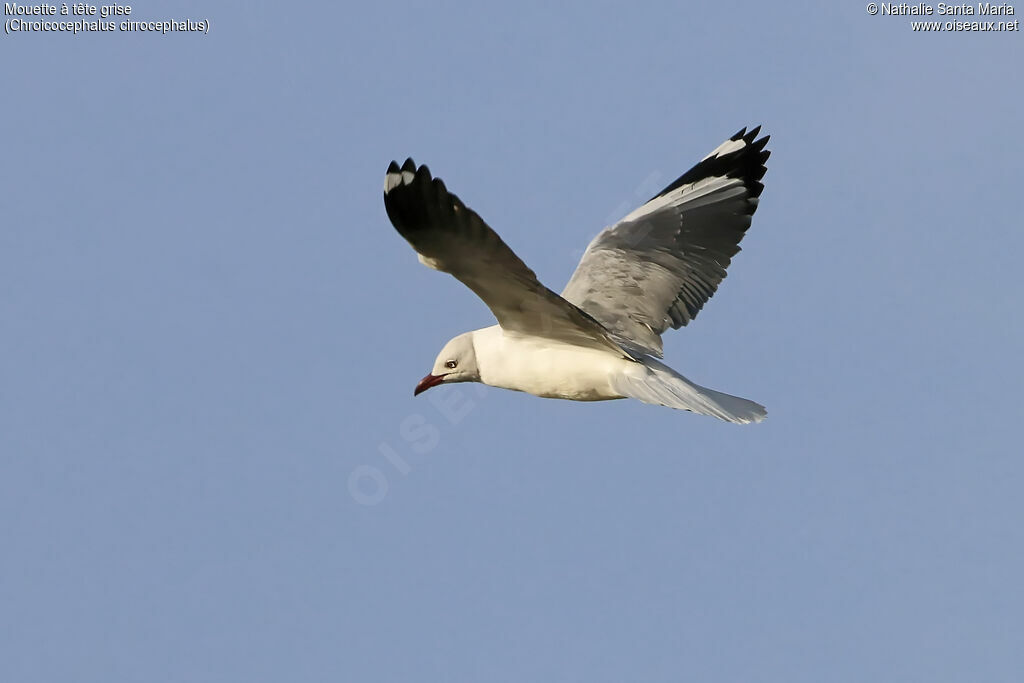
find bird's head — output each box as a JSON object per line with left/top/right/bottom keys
{"left": 414, "top": 332, "right": 480, "bottom": 396}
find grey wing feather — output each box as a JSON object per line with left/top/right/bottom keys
{"left": 384, "top": 159, "right": 630, "bottom": 357}
{"left": 562, "top": 128, "right": 770, "bottom": 357}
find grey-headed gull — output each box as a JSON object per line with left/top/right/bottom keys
{"left": 383, "top": 127, "right": 770, "bottom": 423}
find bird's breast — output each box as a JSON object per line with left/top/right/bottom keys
{"left": 474, "top": 328, "right": 630, "bottom": 402}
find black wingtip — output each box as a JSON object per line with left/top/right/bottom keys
{"left": 648, "top": 126, "right": 771, "bottom": 202}
{"left": 401, "top": 158, "right": 416, "bottom": 173}
{"left": 387, "top": 160, "right": 400, "bottom": 173}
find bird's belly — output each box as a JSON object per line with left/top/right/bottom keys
{"left": 478, "top": 335, "right": 629, "bottom": 401}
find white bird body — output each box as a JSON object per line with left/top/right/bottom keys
{"left": 470, "top": 325, "right": 631, "bottom": 401}
{"left": 383, "top": 127, "right": 772, "bottom": 423}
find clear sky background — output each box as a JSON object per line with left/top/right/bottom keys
{"left": 4, "top": 1, "right": 1023, "bottom": 681}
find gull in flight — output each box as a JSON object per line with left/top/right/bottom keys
{"left": 383, "top": 127, "right": 770, "bottom": 423}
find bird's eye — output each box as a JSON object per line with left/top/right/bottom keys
{"left": 445, "top": 360, "right": 457, "bottom": 369}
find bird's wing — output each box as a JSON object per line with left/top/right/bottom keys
{"left": 561, "top": 127, "right": 770, "bottom": 357}
{"left": 384, "top": 159, "right": 630, "bottom": 357}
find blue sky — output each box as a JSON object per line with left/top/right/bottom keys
{"left": 4, "top": 1, "right": 1023, "bottom": 681}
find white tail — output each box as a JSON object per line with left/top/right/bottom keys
{"left": 611, "top": 358, "right": 766, "bottom": 424}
